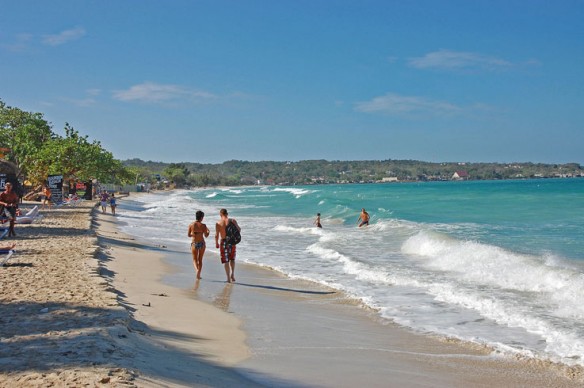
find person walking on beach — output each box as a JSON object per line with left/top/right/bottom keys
{"left": 188, "top": 210, "right": 210, "bottom": 279}
{"left": 110, "top": 193, "right": 117, "bottom": 215}
{"left": 100, "top": 191, "right": 109, "bottom": 214}
{"left": 0, "top": 182, "right": 19, "bottom": 237}
{"left": 41, "top": 185, "right": 52, "bottom": 210}
{"left": 314, "top": 213, "right": 322, "bottom": 228}
{"left": 215, "top": 208, "right": 240, "bottom": 283}
{"left": 357, "top": 208, "right": 370, "bottom": 227}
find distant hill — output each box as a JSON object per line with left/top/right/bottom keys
{"left": 123, "top": 158, "right": 583, "bottom": 187}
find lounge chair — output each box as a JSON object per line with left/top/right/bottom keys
{"left": 55, "top": 196, "right": 84, "bottom": 207}
{"left": 0, "top": 249, "right": 15, "bottom": 266}
{"left": 16, "top": 206, "right": 42, "bottom": 224}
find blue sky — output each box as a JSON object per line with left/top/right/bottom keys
{"left": 1, "top": 1, "right": 583, "bottom": 164}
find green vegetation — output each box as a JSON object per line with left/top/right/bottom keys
{"left": 124, "top": 159, "right": 583, "bottom": 187}
{"left": 0, "top": 99, "right": 132, "bottom": 187}
{"left": 3, "top": 98, "right": 581, "bottom": 190}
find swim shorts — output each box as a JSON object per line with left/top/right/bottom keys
{"left": 192, "top": 241, "right": 205, "bottom": 250}
{"left": 220, "top": 239, "right": 236, "bottom": 264}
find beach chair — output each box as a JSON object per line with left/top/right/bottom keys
{"left": 15, "top": 205, "right": 42, "bottom": 224}
{"left": 55, "top": 196, "right": 84, "bottom": 207}
{"left": 0, "top": 249, "right": 15, "bottom": 266}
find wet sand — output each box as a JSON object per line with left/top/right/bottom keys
{"left": 172, "top": 254, "right": 584, "bottom": 387}
{"left": 1, "top": 199, "right": 583, "bottom": 387}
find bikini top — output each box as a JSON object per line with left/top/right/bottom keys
{"left": 191, "top": 221, "right": 205, "bottom": 234}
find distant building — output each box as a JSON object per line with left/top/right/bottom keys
{"left": 452, "top": 171, "right": 469, "bottom": 180}
{"left": 380, "top": 177, "right": 399, "bottom": 183}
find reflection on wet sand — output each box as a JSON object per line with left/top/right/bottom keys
{"left": 213, "top": 283, "right": 233, "bottom": 312}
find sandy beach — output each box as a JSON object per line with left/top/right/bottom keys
{"left": 1, "top": 197, "right": 584, "bottom": 387}
{"left": 0, "top": 201, "right": 254, "bottom": 387}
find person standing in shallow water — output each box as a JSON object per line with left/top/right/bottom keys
{"left": 215, "top": 208, "right": 240, "bottom": 283}
{"left": 109, "top": 193, "right": 117, "bottom": 215}
{"left": 357, "top": 208, "right": 370, "bottom": 227}
{"left": 314, "top": 213, "right": 322, "bottom": 228}
{"left": 188, "top": 210, "right": 210, "bottom": 279}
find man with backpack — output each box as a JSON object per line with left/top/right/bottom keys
{"left": 215, "top": 208, "right": 241, "bottom": 283}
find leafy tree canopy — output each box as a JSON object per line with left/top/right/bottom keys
{"left": 0, "top": 99, "right": 131, "bottom": 186}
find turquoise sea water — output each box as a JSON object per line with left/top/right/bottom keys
{"left": 118, "top": 178, "right": 584, "bottom": 367}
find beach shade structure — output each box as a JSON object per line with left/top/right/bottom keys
{"left": 0, "top": 159, "right": 22, "bottom": 195}
{"left": 0, "top": 159, "right": 20, "bottom": 177}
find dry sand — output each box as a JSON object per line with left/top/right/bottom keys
{"left": 0, "top": 201, "right": 256, "bottom": 387}
{"left": 0, "top": 202, "right": 134, "bottom": 386}
{"left": 1, "top": 198, "right": 584, "bottom": 387}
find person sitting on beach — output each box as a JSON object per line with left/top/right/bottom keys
{"left": 314, "top": 213, "right": 322, "bottom": 228}
{"left": 215, "top": 208, "right": 240, "bottom": 283}
{"left": 41, "top": 185, "right": 52, "bottom": 210}
{"left": 357, "top": 208, "right": 370, "bottom": 227}
{"left": 188, "top": 210, "right": 210, "bottom": 279}
{"left": 0, "top": 182, "right": 19, "bottom": 237}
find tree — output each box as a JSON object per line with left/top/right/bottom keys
{"left": 164, "top": 163, "right": 190, "bottom": 187}
{"left": 31, "top": 123, "right": 131, "bottom": 185}
{"left": 0, "top": 100, "right": 54, "bottom": 180}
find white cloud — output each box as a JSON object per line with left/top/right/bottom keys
{"left": 113, "top": 82, "right": 217, "bottom": 104}
{"left": 86, "top": 88, "right": 101, "bottom": 96}
{"left": 387, "top": 56, "right": 398, "bottom": 64}
{"left": 2, "top": 33, "right": 34, "bottom": 52}
{"left": 409, "top": 49, "right": 512, "bottom": 71}
{"left": 355, "top": 93, "right": 462, "bottom": 116}
{"left": 71, "top": 98, "right": 97, "bottom": 107}
{"left": 63, "top": 90, "right": 99, "bottom": 107}
{"left": 42, "top": 27, "right": 86, "bottom": 46}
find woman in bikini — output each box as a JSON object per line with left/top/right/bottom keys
{"left": 188, "top": 210, "right": 210, "bottom": 279}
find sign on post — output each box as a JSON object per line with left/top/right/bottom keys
{"left": 47, "top": 175, "right": 63, "bottom": 204}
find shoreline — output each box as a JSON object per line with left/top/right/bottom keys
{"left": 1, "top": 198, "right": 583, "bottom": 386}
{"left": 94, "top": 203, "right": 259, "bottom": 386}
{"left": 113, "top": 195, "right": 584, "bottom": 387}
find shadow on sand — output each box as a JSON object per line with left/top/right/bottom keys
{"left": 0, "top": 208, "right": 307, "bottom": 387}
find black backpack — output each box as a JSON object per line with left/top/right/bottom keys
{"left": 225, "top": 219, "right": 241, "bottom": 245}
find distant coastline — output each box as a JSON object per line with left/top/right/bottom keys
{"left": 123, "top": 158, "right": 583, "bottom": 187}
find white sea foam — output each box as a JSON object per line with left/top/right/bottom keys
{"left": 221, "top": 188, "right": 243, "bottom": 194}
{"left": 272, "top": 187, "right": 315, "bottom": 198}
{"left": 117, "top": 185, "right": 584, "bottom": 367}
{"left": 402, "top": 231, "right": 584, "bottom": 296}
{"left": 274, "top": 225, "right": 324, "bottom": 236}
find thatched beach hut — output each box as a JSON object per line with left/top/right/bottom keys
{"left": 0, "top": 159, "right": 23, "bottom": 196}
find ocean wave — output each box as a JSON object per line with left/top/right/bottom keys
{"left": 119, "top": 183, "right": 584, "bottom": 367}
{"left": 274, "top": 225, "right": 324, "bottom": 236}
{"left": 272, "top": 187, "right": 316, "bottom": 198}
{"left": 401, "top": 231, "right": 584, "bottom": 295}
